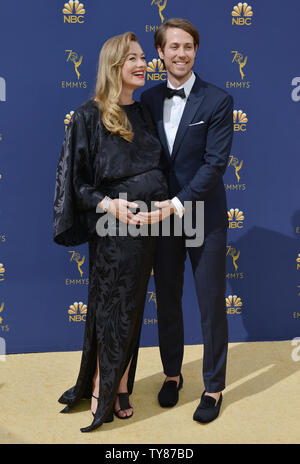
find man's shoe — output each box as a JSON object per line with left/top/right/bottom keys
{"left": 158, "top": 373, "right": 183, "bottom": 407}
{"left": 193, "top": 390, "right": 223, "bottom": 423}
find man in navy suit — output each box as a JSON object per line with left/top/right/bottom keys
{"left": 137, "top": 18, "right": 233, "bottom": 423}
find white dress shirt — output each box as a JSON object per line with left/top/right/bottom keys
{"left": 164, "top": 72, "right": 196, "bottom": 218}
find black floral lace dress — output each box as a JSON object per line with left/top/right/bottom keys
{"left": 53, "top": 99, "right": 168, "bottom": 432}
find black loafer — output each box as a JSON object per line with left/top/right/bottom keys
{"left": 193, "top": 390, "right": 223, "bottom": 424}
{"left": 158, "top": 373, "right": 183, "bottom": 407}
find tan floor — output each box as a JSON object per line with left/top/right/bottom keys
{"left": 0, "top": 340, "right": 299, "bottom": 444}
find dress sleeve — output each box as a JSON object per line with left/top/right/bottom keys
{"left": 53, "top": 109, "right": 104, "bottom": 246}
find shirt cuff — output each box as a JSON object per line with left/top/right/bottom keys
{"left": 171, "top": 197, "right": 185, "bottom": 218}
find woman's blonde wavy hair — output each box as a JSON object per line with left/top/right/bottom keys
{"left": 94, "top": 32, "right": 138, "bottom": 142}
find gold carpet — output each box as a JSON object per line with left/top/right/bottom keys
{"left": 0, "top": 340, "right": 299, "bottom": 444}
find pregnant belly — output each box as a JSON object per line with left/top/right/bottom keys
{"left": 100, "top": 169, "right": 169, "bottom": 203}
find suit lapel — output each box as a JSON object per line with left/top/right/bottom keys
{"left": 171, "top": 75, "right": 206, "bottom": 160}
{"left": 155, "top": 84, "right": 171, "bottom": 158}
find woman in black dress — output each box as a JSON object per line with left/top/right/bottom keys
{"left": 53, "top": 32, "right": 168, "bottom": 432}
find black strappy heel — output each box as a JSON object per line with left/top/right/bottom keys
{"left": 114, "top": 392, "right": 133, "bottom": 419}
{"left": 91, "top": 394, "right": 114, "bottom": 422}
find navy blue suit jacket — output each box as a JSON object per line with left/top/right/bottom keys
{"left": 141, "top": 73, "right": 234, "bottom": 233}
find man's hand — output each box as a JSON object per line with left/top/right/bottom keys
{"left": 129, "top": 199, "right": 175, "bottom": 225}
{"left": 104, "top": 198, "right": 138, "bottom": 224}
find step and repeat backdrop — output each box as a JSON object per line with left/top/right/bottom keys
{"left": 0, "top": 0, "right": 299, "bottom": 354}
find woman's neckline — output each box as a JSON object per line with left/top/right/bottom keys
{"left": 92, "top": 98, "right": 138, "bottom": 108}
{"left": 120, "top": 101, "right": 138, "bottom": 108}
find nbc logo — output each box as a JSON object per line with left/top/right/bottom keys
{"left": 231, "top": 3, "right": 253, "bottom": 26}
{"left": 68, "top": 301, "right": 87, "bottom": 322}
{"left": 63, "top": 0, "right": 85, "bottom": 23}
{"left": 226, "top": 295, "right": 243, "bottom": 314}
{"left": 228, "top": 208, "right": 245, "bottom": 229}
{"left": 0, "top": 263, "right": 5, "bottom": 281}
{"left": 233, "top": 109, "right": 248, "bottom": 131}
{"left": 64, "top": 111, "right": 74, "bottom": 131}
{"left": 146, "top": 58, "right": 167, "bottom": 81}
{"left": 0, "top": 77, "right": 6, "bottom": 102}
{"left": 297, "top": 253, "right": 300, "bottom": 270}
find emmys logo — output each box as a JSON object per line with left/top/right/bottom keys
{"left": 62, "top": 50, "right": 87, "bottom": 89}
{"left": 233, "top": 109, "right": 248, "bottom": 132}
{"left": 291, "top": 77, "right": 300, "bottom": 102}
{"left": 0, "top": 302, "right": 9, "bottom": 338}
{"left": 0, "top": 235, "right": 6, "bottom": 243}
{"left": 65, "top": 251, "right": 88, "bottom": 286}
{"left": 0, "top": 77, "right": 6, "bottom": 102}
{"left": 146, "top": 0, "right": 167, "bottom": 32}
{"left": 147, "top": 291, "right": 157, "bottom": 307}
{"left": 64, "top": 111, "right": 74, "bottom": 131}
{"left": 69, "top": 251, "right": 85, "bottom": 276}
{"left": 226, "top": 51, "right": 250, "bottom": 89}
{"left": 63, "top": 0, "right": 85, "bottom": 23}
{"left": 151, "top": 0, "right": 167, "bottom": 23}
{"left": 146, "top": 58, "right": 167, "bottom": 81}
{"left": 228, "top": 208, "right": 245, "bottom": 229}
{"left": 144, "top": 291, "right": 157, "bottom": 325}
{"left": 0, "top": 302, "right": 4, "bottom": 324}
{"left": 232, "top": 2, "right": 253, "bottom": 26}
{"left": 225, "top": 155, "right": 246, "bottom": 192}
{"left": 0, "top": 263, "right": 5, "bottom": 281}
{"left": 297, "top": 253, "right": 300, "bottom": 270}
{"left": 68, "top": 301, "right": 87, "bottom": 322}
{"left": 226, "top": 295, "right": 243, "bottom": 315}
{"left": 226, "top": 246, "right": 244, "bottom": 279}
{"left": 228, "top": 155, "right": 243, "bottom": 183}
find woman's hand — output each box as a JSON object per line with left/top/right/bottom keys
{"left": 129, "top": 200, "right": 175, "bottom": 225}
{"left": 107, "top": 198, "right": 139, "bottom": 224}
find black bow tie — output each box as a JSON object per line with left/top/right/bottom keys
{"left": 165, "top": 87, "right": 186, "bottom": 99}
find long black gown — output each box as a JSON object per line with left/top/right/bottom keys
{"left": 53, "top": 99, "right": 168, "bottom": 431}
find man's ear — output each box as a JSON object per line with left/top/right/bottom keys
{"left": 157, "top": 46, "right": 164, "bottom": 60}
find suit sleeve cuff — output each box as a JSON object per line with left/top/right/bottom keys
{"left": 171, "top": 196, "right": 185, "bottom": 218}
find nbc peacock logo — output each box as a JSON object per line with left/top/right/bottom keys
{"left": 64, "top": 111, "right": 74, "bottom": 131}
{"left": 297, "top": 253, "right": 300, "bottom": 270}
{"left": 63, "top": 0, "right": 85, "bottom": 23}
{"left": 233, "top": 109, "right": 248, "bottom": 132}
{"left": 68, "top": 301, "right": 87, "bottom": 322}
{"left": 228, "top": 208, "right": 245, "bottom": 229}
{"left": 226, "top": 295, "right": 243, "bottom": 314}
{"left": 231, "top": 3, "right": 253, "bottom": 26}
{"left": 0, "top": 263, "right": 5, "bottom": 282}
{"left": 146, "top": 58, "right": 167, "bottom": 81}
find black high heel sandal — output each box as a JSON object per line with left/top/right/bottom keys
{"left": 91, "top": 394, "right": 114, "bottom": 423}
{"left": 114, "top": 392, "right": 133, "bottom": 420}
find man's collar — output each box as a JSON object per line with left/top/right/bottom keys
{"left": 167, "top": 72, "right": 196, "bottom": 99}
